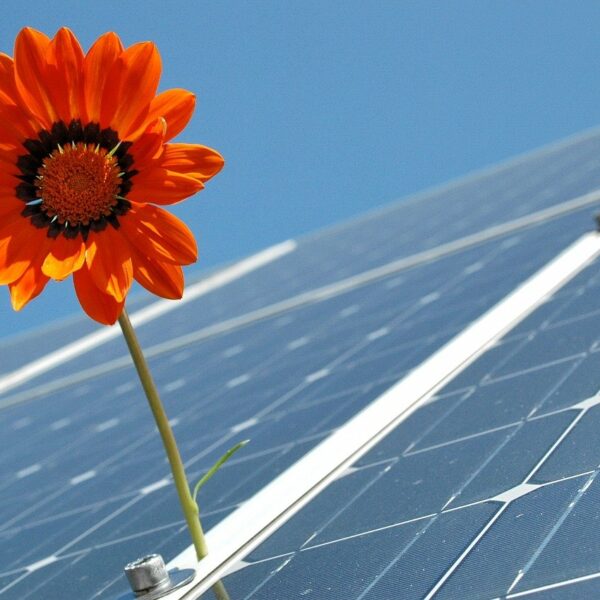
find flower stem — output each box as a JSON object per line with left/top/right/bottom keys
{"left": 118, "top": 308, "right": 209, "bottom": 560}
{"left": 211, "top": 580, "right": 231, "bottom": 600}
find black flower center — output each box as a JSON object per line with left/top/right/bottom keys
{"left": 16, "top": 120, "right": 137, "bottom": 240}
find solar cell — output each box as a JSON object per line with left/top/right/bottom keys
{"left": 1, "top": 130, "right": 600, "bottom": 599}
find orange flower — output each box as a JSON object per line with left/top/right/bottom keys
{"left": 0, "top": 27, "right": 223, "bottom": 324}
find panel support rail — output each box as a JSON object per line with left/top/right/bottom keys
{"left": 164, "top": 232, "right": 600, "bottom": 599}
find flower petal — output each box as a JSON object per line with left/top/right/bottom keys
{"left": 73, "top": 264, "right": 124, "bottom": 325}
{"left": 0, "top": 52, "right": 42, "bottom": 141}
{"left": 42, "top": 235, "right": 86, "bottom": 280}
{"left": 46, "top": 28, "right": 85, "bottom": 123}
{"left": 101, "top": 42, "right": 162, "bottom": 139}
{"left": 13, "top": 27, "right": 57, "bottom": 129}
{"left": 0, "top": 213, "right": 49, "bottom": 284}
{"left": 132, "top": 249, "right": 184, "bottom": 299}
{"left": 129, "top": 117, "right": 166, "bottom": 168}
{"left": 83, "top": 32, "right": 123, "bottom": 124}
{"left": 161, "top": 144, "right": 224, "bottom": 182}
{"left": 120, "top": 204, "right": 197, "bottom": 265}
{"left": 0, "top": 53, "right": 20, "bottom": 105}
{"left": 129, "top": 88, "right": 195, "bottom": 141}
{"left": 0, "top": 196, "right": 24, "bottom": 218}
{"left": 85, "top": 227, "right": 133, "bottom": 302}
{"left": 0, "top": 103, "right": 39, "bottom": 149}
{"left": 9, "top": 263, "right": 49, "bottom": 310}
{"left": 128, "top": 168, "right": 203, "bottom": 205}
{"left": 0, "top": 237, "right": 27, "bottom": 284}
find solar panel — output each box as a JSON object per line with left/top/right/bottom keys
{"left": 207, "top": 255, "right": 600, "bottom": 600}
{"left": 1, "top": 129, "right": 600, "bottom": 599}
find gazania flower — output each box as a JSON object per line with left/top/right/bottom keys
{"left": 0, "top": 27, "right": 223, "bottom": 324}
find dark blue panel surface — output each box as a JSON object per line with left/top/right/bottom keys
{"left": 205, "top": 253, "right": 600, "bottom": 599}
{"left": 437, "top": 478, "right": 585, "bottom": 599}
{"left": 514, "top": 474, "right": 600, "bottom": 594}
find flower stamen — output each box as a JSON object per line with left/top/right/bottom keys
{"left": 35, "top": 142, "right": 122, "bottom": 227}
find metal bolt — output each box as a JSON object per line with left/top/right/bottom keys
{"left": 120, "top": 554, "right": 196, "bottom": 600}
{"left": 125, "top": 555, "right": 171, "bottom": 596}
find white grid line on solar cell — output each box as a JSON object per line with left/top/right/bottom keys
{"left": 507, "top": 570, "right": 600, "bottom": 598}
{"left": 162, "top": 232, "right": 600, "bottom": 598}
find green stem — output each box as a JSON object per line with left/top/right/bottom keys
{"left": 211, "top": 579, "right": 232, "bottom": 600}
{"left": 118, "top": 308, "right": 209, "bottom": 561}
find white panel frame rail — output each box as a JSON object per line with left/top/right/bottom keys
{"left": 164, "top": 232, "right": 600, "bottom": 599}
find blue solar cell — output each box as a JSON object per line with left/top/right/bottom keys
{"left": 515, "top": 475, "right": 600, "bottom": 594}
{"left": 533, "top": 406, "right": 600, "bottom": 483}
{"left": 355, "top": 389, "right": 471, "bottom": 465}
{"left": 307, "top": 429, "right": 509, "bottom": 545}
{"left": 446, "top": 411, "right": 576, "bottom": 506}
{"left": 413, "top": 362, "right": 579, "bottom": 449}
{"left": 488, "top": 315, "right": 600, "bottom": 381}
{"left": 231, "top": 503, "right": 497, "bottom": 600}
{"left": 541, "top": 354, "right": 600, "bottom": 413}
{"left": 436, "top": 478, "right": 584, "bottom": 599}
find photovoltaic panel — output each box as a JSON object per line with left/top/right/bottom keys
{"left": 201, "top": 247, "right": 600, "bottom": 599}
{"left": 1, "top": 130, "right": 600, "bottom": 599}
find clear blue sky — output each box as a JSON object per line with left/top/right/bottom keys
{"left": 1, "top": 0, "right": 600, "bottom": 337}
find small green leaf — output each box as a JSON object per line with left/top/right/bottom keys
{"left": 192, "top": 439, "right": 249, "bottom": 503}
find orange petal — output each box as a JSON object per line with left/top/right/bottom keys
{"left": 73, "top": 263, "right": 124, "bottom": 325}
{"left": 101, "top": 42, "right": 162, "bottom": 139}
{"left": 0, "top": 147, "right": 22, "bottom": 168}
{"left": 132, "top": 249, "right": 184, "bottom": 299}
{"left": 9, "top": 263, "right": 50, "bottom": 310}
{"left": 0, "top": 102, "right": 39, "bottom": 147}
{"left": 83, "top": 32, "right": 123, "bottom": 124}
{"left": 0, "top": 198, "right": 25, "bottom": 221}
{"left": 42, "top": 235, "right": 86, "bottom": 280}
{"left": 129, "top": 88, "right": 195, "bottom": 141}
{"left": 0, "top": 53, "right": 20, "bottom": 105}
{"left": 161, "top": 144, "right": 224, "bottom": 182}
{"left": 0, "top": 207, "right": 24, "bottom": 240}
{"left": 0, "top": 213, "right": 48, "bottom": 284}
{"left": 13, "top": 27, "right": 57, "bottom": 129}
{"left": 129, "top": 118, "right": 166, "bottom": 168}
{"left": 85, "top": 227, "right": 133, "bottom": 302}
{"left": 128, "top": 167, "right": 203, "bottom": 205}
{"left": 0, "top": 237, "right": 27, "bottom": 284}
{"left": 0, "top": 53, "right": 42, "bottom": 139}
{"left": 120, "top": 204, "right": 197, "bottom": 265}
{"left": 0, "top": 170, "right": 21, "bottom": 198}
{"left": 46, "top": 28, "right": 85, "bottom": 123}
